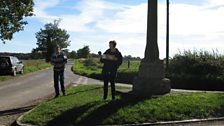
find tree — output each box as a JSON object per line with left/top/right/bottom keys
{"left": 31, "top": 48, "right": 44, "bottom": 59}
{"left": 34, "top": 19, "right": 70, "bottom": 62}
{"left": 70, "top": 50, "right": 77, "bottom": 59}
{"left": 77, "top": 45, "right": 90, "bottom": 58}
{"left": 0, "top": 0, "right": 34, "bottom": 43}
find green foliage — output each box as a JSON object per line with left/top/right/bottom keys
{"left": 168, "top": 50, "right": 224, "bottom": 90}
{"left": 0, "top": 52, "right": 32, "bottom": 60}
{"left": 30, "top": 48, "right": 45, "bottom": 59}
{"left": 169, "top": 50, "right": 224, "bottom": 76}
{"left": 69, "top": 50, "right": 77, "bottom": 59}
{"left": 83, "top": 57, "right": 98, "bottom": 66}
{"left": 34, "top": 19, "right": 70, "bottom": 62}
{"left": 73, "top": 49, "right": 224, "bottom": 90}
{"left": 21, "top": 85, "right": 224, "bottom": 125}
{"left": 77, "top": 45, "right": 90, "bottom": 58}
{"left": 0, "top": 0, "right": 34, "bottom": 43}
{"left": 73, "top": 58, "right": 102, "bottom": 78}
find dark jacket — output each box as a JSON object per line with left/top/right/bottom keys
{"left": 51, "top": 52, "right": 67, "bottom": 71}
{"left": 100, "top": 48, "right": 123, "bottom": 73}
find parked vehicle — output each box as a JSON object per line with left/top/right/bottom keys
{"left": 0, "top": 56, "right": 24, "bottom": 76}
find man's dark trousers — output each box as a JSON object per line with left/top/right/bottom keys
{"left": 54, "top": 70, "right": 65, "bottom": 95}
{"left": 103, "top": 71, "right": 116, "bottom": 100}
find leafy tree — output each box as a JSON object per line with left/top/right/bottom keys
{"left": 34, "top": 19, "right": 70, "bottom": 62}
{"left": 70, "top": 50, "right": 77, "bottom": 59}
{"left": 0, "top": 0, "right": 34, "bottom": 43}
{"left": 31, "top": 48, "right": 44, "bottom": 59}
{"left": 77, "top": 45, "right": 90, "bottom": 58}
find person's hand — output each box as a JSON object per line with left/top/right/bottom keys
{"left": 98, "top": 51, "right": 102, "bottom": 56}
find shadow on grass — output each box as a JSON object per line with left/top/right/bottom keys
{"left": 46, "top": 89, "right": 148, "bottom": 126}
{"left": 0, "top": 105, "right": 35, "bottom": 117}
{"left": 45, "top": 101, "right": 100, "bottom": 126}
{"left": 68, "top": 86, "right": 103, "bottom": 96}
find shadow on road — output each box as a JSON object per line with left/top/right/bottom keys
{"left": 0, "top": 105, "right": 35, "bottom": 117}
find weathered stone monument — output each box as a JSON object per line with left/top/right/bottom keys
{"left": 133, "top": 0, "right": 171, "bottom": 96}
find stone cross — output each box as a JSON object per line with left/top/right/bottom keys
{"left": 144, "top": 0, "right": 159, "bottom": 62}
{"left": 133, "top": 0, "right": 170, "bottom": 96}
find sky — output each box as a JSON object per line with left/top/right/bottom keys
{"left": 0, "top": 0, "right": 224, "bottom": 59}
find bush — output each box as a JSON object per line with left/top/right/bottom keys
{"left": 167, "top": 50, "right": 224, "bottom": 90}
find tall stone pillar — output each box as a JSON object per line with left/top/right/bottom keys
{"left": 133, "top": 0, "right": 170, "bottom": 96}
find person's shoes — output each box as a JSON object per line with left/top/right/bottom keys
{"left": 63, "top": 92, "right": 67, "bottom": 96}
{"left": 112, "top": 95, "right": 115, "bottom": 100}
{"left": 54, "top": 94, "right": 59, "bottom": 98}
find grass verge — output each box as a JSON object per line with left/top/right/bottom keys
{"left": 73, "top": 58, "right": 139, "bottom": 83}
{"left": 21, "top": 84, "right": 224, "bottom": 126}
{"left": 0, "top": 60, "right": 51, "bottom": 81}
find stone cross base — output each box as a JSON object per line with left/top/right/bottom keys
{"left": 133, "top": 60, "right": 171, "bottom": 96}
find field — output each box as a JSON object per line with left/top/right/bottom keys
{"left": 72, "top": 58, "right": 139, "bottom": 83}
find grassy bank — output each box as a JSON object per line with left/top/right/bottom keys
{"left": 0, "top": 60, "right": 51, "bottom": 81}
{"left": 21, "top": 84, "right": 224, "bottom": 126}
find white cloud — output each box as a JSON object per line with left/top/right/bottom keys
{"left": 31, "top": 0, "right": 224, "bottom": 58}
{"left": 33, "top": 0, "right": 60, "bottom": 23}
{"left": 165, "top": 1, "right": 224, "bottom": 58}
{"left": 206, "top": 0, "right": 224, "bottom": 6}
{"left": 96, "top": 3, "right": 147, "bottom": 33}
{"left": 170, "top": 2, "right": 224, "bottom": 36}
{"left": 33, "top": 0, "right": 147, "bottom": 33}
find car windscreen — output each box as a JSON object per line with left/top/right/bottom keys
{"left": 0, "top": 57, "right": 11, "bottom": 67}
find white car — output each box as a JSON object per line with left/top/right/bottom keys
{"left": 0, "top": 56, "right": 24, "bottom": 76}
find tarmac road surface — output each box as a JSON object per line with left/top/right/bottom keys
{"left": 0, "top": 60, "right": 103, "bottom": 125}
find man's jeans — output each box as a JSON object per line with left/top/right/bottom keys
{"left": 103, "top": 71, "right": 117, "bottom": 100}
{"left": 54, "top": 70, "right": 65, "bottom": 95}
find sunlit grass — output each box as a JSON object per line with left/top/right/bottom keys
{"left": 72, "top": 58, "right": 139, "bottom": 83}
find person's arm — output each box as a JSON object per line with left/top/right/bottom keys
{"left": 100, "top": 50, "right": 108, "bottom": 63}
{"left": 50, "top": 55, "right": 55, "bottom": 65}
{"left": 63, "top": 55, "right": 68, "bottom": 64}
{"left": 117, "top": 51, "right": 123, "bottom": 67}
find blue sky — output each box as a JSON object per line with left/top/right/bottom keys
{"left": 0, "top": 0, "right": 224, "bottom": 58}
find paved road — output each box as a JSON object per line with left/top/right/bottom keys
{"left": 0, "top": 61, "right": 105, "bottom": 125}
{"left": 0, "top": 61, "right": 104, "bottom": 111}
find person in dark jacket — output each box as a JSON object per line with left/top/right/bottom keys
{"left": 100, "top": 40, "right": 123, "bottom": 100}
{"left": 51, "top": 45, "right": 67, "bottom": 97}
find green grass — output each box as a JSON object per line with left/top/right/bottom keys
{"left": 21, "top": 84, "right": 224, "bottom": 125}
{"left": 0, "top": 60, "right": 51, "bottom": 81}
{"left": 23, "top": 60, "right": 51, "bottom": 74}
{"left": 118, "top": 60, "right": 140, "bottom": 73}
{"left": 73, "top": 58, "right": 102, "bottom": 76}
{"left": 73, "top": 58, "right": 140, "bottom": 83}
{"left": 73, "top": 58, "right": 140, "bottom": 75}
